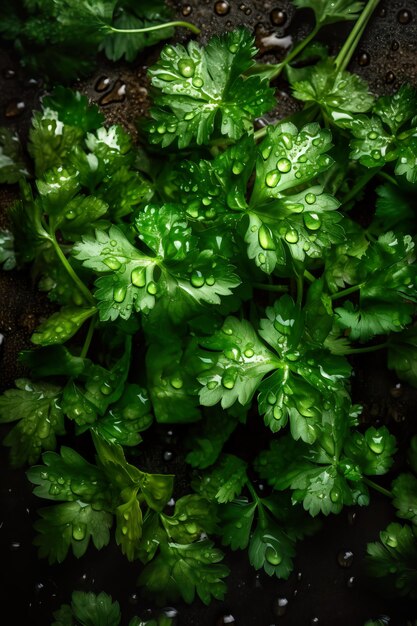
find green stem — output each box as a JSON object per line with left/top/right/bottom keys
{"left": 379, "top": 171, "right": 399, "bottom": 187}
{"left": 342, "top": 342, "right": 388, "bottom": 355}
{"left": 253, "top": 283, "right": 289, "bottom": 293}
{"left": 50, "top": 237, "right": 95, "bottom": 305}
{"left": 303, "top": 270, "right": 316, "bottom": 283}
{"left": 80, "top": 316, "right": 96, "bottom": 359}
{"left": 335, "top": 0, "right": 381, "bottom": 72}
{"left": 363, "top": 477, "right": 393, "bottom": 499}
{"left": 109, "top": 20, "right": 200, "bottom": 35}
{"left": 330, "top": 283, "right": 364, "bottom": 301}
{"left": 341, "top": 167, "right": 381, "bottom": 206}
{"left": 253, "top": 126, "right": 270, "bottom": 143}
{"left": 266, "top": 25, "right": 320, "bottom": 81}
{"left": 296, "top": 274, "right": 304, "bottom": 307}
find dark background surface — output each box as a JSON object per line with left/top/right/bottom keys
{"left": 1, "top": 1, "right": 417, "bottom": 624}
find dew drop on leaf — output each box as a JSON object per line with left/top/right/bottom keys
{"left": 265, "top": 170, "right": 280, "bottom": 188}
{"left": 277, "top": 157, "right": 291, "bottom": 173}
{"left": 265, "top": 546, "right": 282, "bottom": 566}
{"left": 131, "top": 267, "right": 146, "bottom": 288}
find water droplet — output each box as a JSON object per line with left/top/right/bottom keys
{"left": 258, "top": 224, "right": 276, "bottom": 250}
{"left": 273, "top": 405, "right": 283, "bottom": 420}
{"left": 391, "top": 40, "right": 399, "bottom": 51}
{"left": 217, "top": 616, "right": 236, "bottom": 626}
{"left": 357, "top": 51, "right": 370, "bottom": 66}
{"left": 265, "top": 170, "right": 280, "bottom": 187}
{"left": 398, "top": 9, "right": 412, "bottom": 24}
{"left": 49, "top": 484, "right": 61, "bottom": 495}
{"left": 72, "top": 523, "right": 86, "bottom": 541}
{"left": 129, "top": 592, "right": 139, "bottom": 605}
{"left": 265, "top": 546, "right": 282, "bottom": 566}
{"left": 178, "top": 59, "right": 195, "bottom": 78}
{"left": 5, "top": 100, "right": 25, "bottom": 118}
{"left": 232, "top": 161, "right": 244, "bottom": 175}
{"left": 215, "top": 0, "right": 230, "bottom": 15}
{"left": 347, "top": 576, "right": 355, "bottom": 588}
{"left": 222, "top": 326, "right": 233, "bottom": 335}
{"left": 273, "top": 597, "right": 289, "bottom": 617}
{"left": 191, "top": 271, "right": 205, "bottom": 288}
{"left": 383, "top": 532, "right": 398, "bottom": 548}
{"left": 385, "top": 71, "right": 395, "bottom": 84}
{"left": 147, "top": 281, "right": 157, "bottom": 295}
{"left": 371, "top": 150, "right": 382, "bottom": 160}
{"left": 3, "top": 68, "right": 16, "bottom": 79}
{"left": 305, "top": 192, "right": 316, "bottom": 205}
{"left": 366, "top": 432, "right": 385, "bottom": 454}
{"left": 10, "top": 541, "right": 21, "bottom": 551}
{"left": 207, "top": 380, "right": 218, "bottom": 390}
{"left": 224, "top": 347, "right": 241, "bottom": 361}
{"left": 192, "top": 77, "right": 204, "bottom": 88}
{"left": 222, "top": 369, "right": 237, "bottom": 389}
{"left": 163, "top": 451, "right": 173, "bottom": 462}
{"left": 113, "top": 285, "right": 127, "bottom": 302}
{"left": 95, "top": 76, "right": 111, "bottom": 92}
{"left": 270, "top": 8, "right": 287, "bottom": 25}
{"left": 244, "top": 348, "right": 255, "bottom": 358}
{"left": 206, "top": 276, "right": 215, "bottom": 286}
{"left": 311, "top": 619, "right": 319, "bottom": 625}
{"left": 229, "top": 43, "right": 238, "bottom": 54}
{"left": 277, "top": 157, "right": 291, "bottom": 173}
{"left": 285, "top": 229, "right": 299, "bottom": 244}
{"left": 390, "top": 383, "right": 403, "bottom": 398}
{"left": 304, "top": 212, "right": 321, "bottom": 231}
{"left": 131, "top": 266, "right": 146, "bottom": 288}
{"left": 337, "top": 549, "right": 354, "bottom": 568}
{"left": 261, "top": 144, "right": 272, "bottom": 160}
{"left": 170, "top": 375, "right": 183, "bottom": 390}
{"left": 182, "top": 4, "right": 192, "bottom": 16}
{"left": 104, "top": 256, "right": 122, "bottom": 271}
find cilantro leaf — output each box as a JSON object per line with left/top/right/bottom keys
{"left": 293, "top": 0, "right": 364, "bottom": 25}
{"left": 0, "top": 379, "right": 65, "bottom": 467}
{"left": 53, "top": 591, "right": 121, "bottom": 626}
{"left": 138, "top": 539, "right": 229, "bottom": 605}
{"left": 192, "top": 454, "right": 248, "bottom": 503}
{"left": 147, "top": 28, "right": 275, "bottom": 147}
{"left": 292, "top": 60, "right": 374, "bottom": 125}
{"left": 0, "top": 127, "right": 28, "bottom": 183}
{"left": 33, "top": 501, "right": 112, "bottom": 563}
{"left": 366, "top": 522, "right": 417, "bottom": 598}
{"left": 197, "top": 316, "right": 278, "bottom": 409}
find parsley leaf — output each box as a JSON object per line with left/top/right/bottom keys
{"left": 52, "top": 591, "right": 121, "bottom": 626}
{"left": 293, "top": 0, "right": 364, "bottom": 25}
{"left": 387, "top": 326, "right": 417, "bottom": 387}
{"left": 192, "top": 454, "right": 248, "bottom": 503}
{"left": 147, "top": 28, "right": 275, "bottom": 147}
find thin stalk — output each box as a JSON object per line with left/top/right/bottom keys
{"left": 335, "top": 0, "right": 381, "bottom": 72}
{"left": 253, "top": 283, "right": 289, "bottom": 293}
{"left": 296, "top": 274, "right": 304, "bottom": 307}
{"left": 109, "top": 20, "right": 200, "bottom": 35}
{"left": 253, "top": 126, "right": 270, "bottom": 143}
{"left": 304, "top": 270, "right": 316, "bottom": 283}
{"left": 80, "top": 316, "right": 96, "bottom": 359}
{"left": 363, "top": 477, "right": 393, "bottom": 499}
{"left": 330, "top": 283, "right": 364, "bottom": 301}
{"left": 341, "top": 167, "right": 381, "bottom": 206}
{"left": 50, "top": 237, "right": 95, "bottom": 305}
{"left": 342, "top": 342, "right": 388, "bottom": 355}
{"left": 266, "top": 25, "right": 321, "bottom": 81}
{"left": 379, "top": 171, "right": 399, "bottom": 187}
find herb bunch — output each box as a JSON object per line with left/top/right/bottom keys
{"left": 1, "top": 0, "right": 417, "bottom": 617}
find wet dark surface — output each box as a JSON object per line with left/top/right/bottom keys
{"left": 1, "top": 1, "right": 417, "bottom": 624}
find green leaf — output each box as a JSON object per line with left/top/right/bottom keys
{"left": 42, "top": 87, "right": 104, "bottom": 133}
{"left": 0, "top": 127, "right": 28, "bottom": 183}
{"left": 147, "top": 28, "right": 275, "bottom": 147}
{"left": 293, "top": 0, "right": 364, "bottom": 25}
{"left": 248, "top": 515, "right": 296, "bottom": 579}
{"left": 0, "top": 379, "right": 65, "bottom": 467}
{"left": 372, "top": 183, "right": 416, "bottom": 234}
{"left": 292, "top": 60, "right": 374, "bottom": 125}
{"left": 185, "top": 408, "right": 240, "bottom": 469}
{"left": 61, "top": 590, "right": 121, "bottom": 626}
{"left": 27, "top": 446, "right": 110, "bottom": 505}
{"left": 138, "top": 539, "right": 229, "bottom": 605}
{"left": 33, "top": 501, "right": 112, "bottom": 563}
{"left": 19, "top": 346, "right": 86, "bottom": 378}
{"left": 366, "top": 522, "right": 417, "bottom": 598}
{"left": 161, "top": 494, "right": 218, "bottom": 543}
{"left": 344, "top": 427, "right": 397, "bottom": 475}
{"left": 31, "top": 306, "right": 96, "bottom": 346}
{"left": 115, "top": 490, "right": 143, "bottom": 561}
{"left": 197, "top": 316, "right": 277, "bottom": 409}
{"left": 191, "top": 454, "right": 248, "bottom": 503}
{"left": 392, "top": 474, "right": 417, "bottom": 526}
{"left": 0, "top": 229, "right": 16, "bottom": 270}
{"left": 219, "top": 497, "right": 257, "bottom": 550}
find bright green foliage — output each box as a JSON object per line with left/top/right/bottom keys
{"left": 255, "top": 415, "right": 395, "bottom": 516}
{"left": 293, "top": 0, "right": 364, "bottom": 25}
{"left": 138, "top": 539, "right": 229, "bottom": 605}
{"left": 160, "top": 494, "right": 218, "bottom": 542}
{"left": 334, "top": 233, "right": 417, "bottom": 341}
{"left": 292, "top": 60, "right": 374, "bottom": 124}
{"left": 348, "top": 85, "right": 417, "bottom": 182}
{"left": 197, "top": 316, "right": 278, "bottom": 409}
{"left": 0, "top": 127, "right": 28, "bottom": 183}
{"left": 74, "top": 206, "right": 240, "bottom": 322}
{"left": 52, "top": 590, "right": 121, "bottom": 626}
{"left": 0, "top": 229, "right": 16, "bottom": 270}
{"left": 31, "top": 306, "right": 96, "bottom": 346}
{"left": 147, "top": 28, "right": 275, "bottom": 147}
{"left": 192, "top": 454, "right": 248, "bottom": 503}
{"left": 0, "top": 0, "right": 176, "bottom": 82}
{"left": 366, "top": 523, "right": 417, "bottom": 598}
{"left": 0, "top": 379, "right": 65, "bottom": 467}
